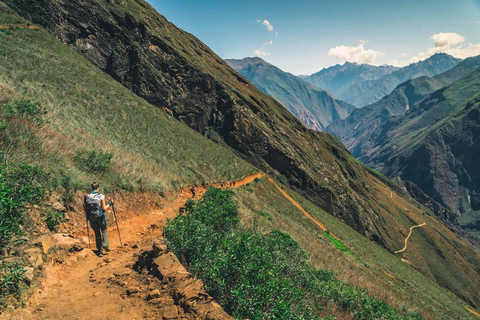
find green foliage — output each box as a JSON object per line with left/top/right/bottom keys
{"left": 164, "top": 187, "right": 424, "bottom": 320}
{"left": 5, "top": 99, "right": 46, "bottom": 124}
{"left": 0, "top": 261, "right": 26, "bottom": 309}
{"left": 74, "top": 149, "right": 113, "bottom": 174}
{"left": 0, "top": 164, "right": 48, "bottom": 249}
{"left": 0, "top": 28, "right": 13, "bottom": 36}
{"left": 45, "top": 210, "right": 65, "bottom": 230}
{"left": 253, "top": 209, "right": 271, "bottom": 220}
{"left": 188, "top": 187, "right": 239, "bottom": 232}
{"left": 324, "top": 232, "right": 354, "bottom": 256}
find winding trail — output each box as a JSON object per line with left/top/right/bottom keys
{"left": 267, "top": 177, "right": 340, "bottom": 240}
{"left": 0, "top": 24, "right": 40, "bottom": 29}
{"left": 5, "top": 173, "right": 262, "bottom": 320}
{"left": 5, "top": 173, "right": 349, "bottom": 320}
{"left": 395, "top": 222, "right": 426, "bottom": 254}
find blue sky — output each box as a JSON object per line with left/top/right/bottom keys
{"left": 148, "top": 0, "right": 480, "bottom": 75}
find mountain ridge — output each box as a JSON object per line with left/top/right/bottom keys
{"left": 225, "top": 57, "right": 356, "bottom": 130}
{"left": 303, "top": 53, "right": 461, "bottom": 107}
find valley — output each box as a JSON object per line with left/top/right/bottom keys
{"left": 1, "top": 0, "right": 480, "bottom": 319}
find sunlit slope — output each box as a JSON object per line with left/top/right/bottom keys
{"left": 0, "top": 3, "right": 254, "bottom": 191}
{"left": 236, "top": 178, "right": 479, "bottom": 319}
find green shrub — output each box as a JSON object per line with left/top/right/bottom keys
{"left": 0, "top": 164, "right": 49, "bottom": 249}
{"left": 45, "top": 210, "right": 65, "bottom": 230}
{"left": 5, "top": 100, "right": 46, "bottom": 124}
{"left": 164, "top": 187, "right": 425, "bottom": 320}
{"left": 0, "top": 261, "right": 26, "bottom": 309}
{"left": 188, "top": 187, "right": 239, "bottom": 232}
{"left": 74, "top": 149, "right": 113, "bottom": 173}
{"left": 253, "top": 209, "right": 271, "bottom": 220}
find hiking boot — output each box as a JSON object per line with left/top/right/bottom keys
{"left": 104, "top": 247, "right": 111, "bottom": 252}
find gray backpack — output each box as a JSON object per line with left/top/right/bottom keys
{"left": 84, "top": 192, "right": 104, "bottom": 219}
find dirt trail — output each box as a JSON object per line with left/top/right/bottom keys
{"left": 466, "top": 306, "right": 480, "bottom": 318}
{"left": 0, "top": 24, "right": 40, "bottom": 29}
{"left": 3, "top": 173, "right": 261, "bottom": 320}
{"left": 267, "top": 177, "right": 340, "bottom": 240}
{"left": 395, "top": 223, "right": 426, "bottom": 254}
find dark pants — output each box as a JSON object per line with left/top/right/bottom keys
{"left": 89, "top": 216, "right": 109, "bottom": 252}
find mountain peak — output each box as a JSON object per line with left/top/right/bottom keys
{"left": 224, "top": 57, "right": 273, "bottom": 70}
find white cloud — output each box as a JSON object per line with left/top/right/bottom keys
{"left": 468, "top": 21, "right": 480, "bottom": 24}
{"left": 262, "top": 20, "right": 274, "bottom": 31}
{"left": 254, "top": 41, "right": 273, "bottom": 57}
{"left": 401, "top": 53, "right": 410, "bottom": 57}
{"left": 430, "top": 32, "right": 465, "bottom": 47}
{"left": 327, "top": 41, "right": 384, "bottom": 64}
{"left": 254, "top": 49, "right": 271, "bottom": 57}
{"left": 391, "top": 32, "right": 480, "bottom": 67}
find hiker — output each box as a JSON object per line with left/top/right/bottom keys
{"left": 221, "top": 182, "right": 224, "bottom": 188}
{"left": 233, "top": 181, "right": 236, "bottom": 187}
{"left": 191, "top": 185, "right": 196, "bottom": 199}
{"left": 84, "top": 182, "right": 113, "bottom": 256}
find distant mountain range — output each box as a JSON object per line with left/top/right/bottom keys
{"left": 299, "top": 62, "right": 398, "bottom": 104}
{"left": 302, "top": 53, "right": 462, "bottom": 107}
{"left": 327, "top": 55, "right": 480, "bottom": 240}
{"left": 226, "top": 57, "right": 356, "bottom": 130}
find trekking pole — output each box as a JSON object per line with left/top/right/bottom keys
{"left": 84, "top": 196, "right": 91, "bottom": 249}
{"left": 86, "top": 216, "right": 91, "bottom": 249}
{"left": 111, "top": 202, "right": 123, "bottom": 247}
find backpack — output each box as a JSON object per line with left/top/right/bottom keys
{"left": 84, "top": 192, "right": 104, "bottom": 219}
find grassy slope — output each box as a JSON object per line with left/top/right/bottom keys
{"left": 0, "top": 3, "right": 254, "bottom": 192}
{"left": 2, "top": 1, "right": 480, "bottom": 314}
{"left": 236, "top": 178, "right": 478, "bottom": 319}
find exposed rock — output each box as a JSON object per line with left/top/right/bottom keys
{"left": 153, "top": 252, "right": 188, "bottom": 280}
{"left": 126, "top": 286, "right": 140, "bottom": 295}
{"left": 152, "top": 240, "right": 168, "bottom": 255}
{"left": 161, "top": 305, "right": 179, "bottom": 319}
{"left": 23, "top": 267, "right": 35, "bottom": 286}
{"left": 24, "top": 247, "right": 43, "bottom": 268}
{"left": 52, "top": 233, "right": 83, "bottom": 251}
{"left": 146, "top": 289, "right": 161, "bottom": 300}
{"left": 52, "top": 201, "right": 66, "bottom": 212}
{"left": 114, "top": 268, "right": 132, "bottom": 277}
{"left": 32, "top": 234, "right": 55, "bottom": 254}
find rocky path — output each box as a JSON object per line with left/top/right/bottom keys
{"left": 2, "top": 174, "right": 262, "bottom": 320}
{"left": 395, "top": 222, "right": 426, "bottom": 254}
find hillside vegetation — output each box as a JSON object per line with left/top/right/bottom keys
{"left": 1, "top": 1, "right": 480, "bottom": 318}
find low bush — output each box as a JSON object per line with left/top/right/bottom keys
{"left": 0, "top": 261, "right": 26, "bottom": 309}
{"left": 5, "top": 99, "right": 46, "bottom": 124}
{"left": 0, "top": 164, "right": 49, "bottom": 249}
{"left": 74, "top": 149, "right": 113, "bottom": 174}
{"left": 45, "top": 210, "right": 65, "bottom": 230}
{"left": 164, "top": 187, "right": 425, "bottom": 320}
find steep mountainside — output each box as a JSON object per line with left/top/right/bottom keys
{"left": 4, "top": 0, "right": 411, "bottom": 249}
{"left": 327, "top": 56, "right": 480, "bottom": 159}
{"left": 301, "top": 62, "right": 398, "bottom": 102}
{"left": 225, "top": 57, "right": 356, "bottom": 130}
{"left": 350, "top": 53, "right": 462, "bottom": 107}
{"left": 5, "top": 0, "right": 480, "bottom": 310}
{"left": 359, "top": 68, "right": 480, "bottom": 218}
